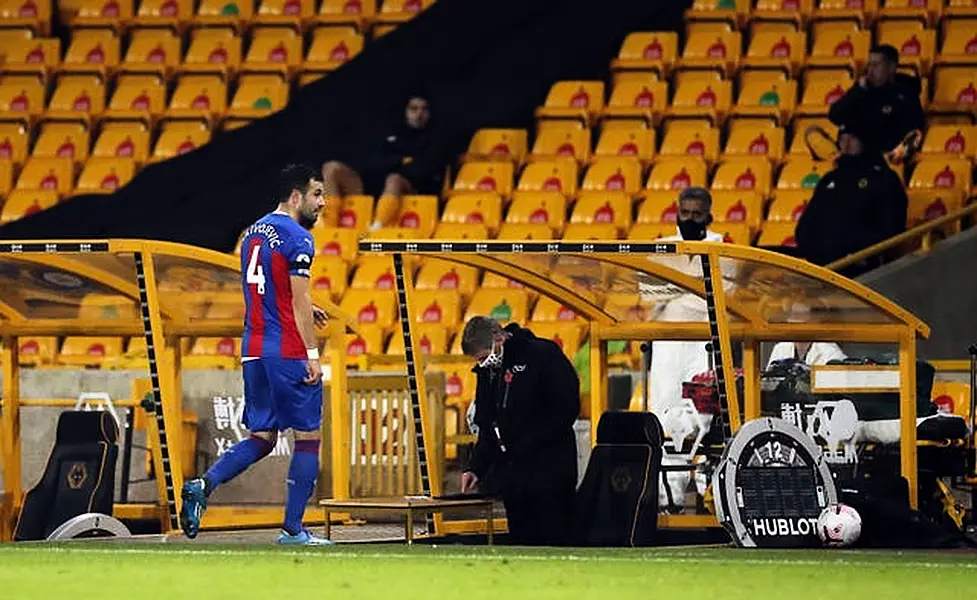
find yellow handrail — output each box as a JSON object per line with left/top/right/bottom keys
{"left": 826, "top": 202, "right": 977, "bottom": 272}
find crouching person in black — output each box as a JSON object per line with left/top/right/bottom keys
{"left": 459, "top": 316, "right": 580, "bottom": 546}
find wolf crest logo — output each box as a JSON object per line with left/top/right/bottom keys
{"left": 67, "top": 463, "right": 88, "bottom": 490}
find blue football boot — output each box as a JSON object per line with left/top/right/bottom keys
{"left": 276, "top": 529, "right": 335, "bottom": 546}
{"left": 179, "top": 478, "right": 208, "bottom": 539}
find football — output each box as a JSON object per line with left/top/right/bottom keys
{"left": 817, "top": 503, "right": 862, "bottom": 547}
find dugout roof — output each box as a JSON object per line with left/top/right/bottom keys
{"left": 0, "top": 240, "right": 355, "bottom": 338}
{"left": 360, "top": 240, "right": 929, "bottom": 343}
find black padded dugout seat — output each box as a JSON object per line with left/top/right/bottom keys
{"left": 574, "top": 411, "right": 663, "bottom": 547}
{"left": 15, "top": 411, "right": 119, "bottom": 541}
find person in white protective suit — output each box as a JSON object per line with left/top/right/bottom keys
{"left": 765, "top": 303, "right": 848, "bottom": 369}
{"left": 646, "top": 187, "right": 732, "bottom": 416}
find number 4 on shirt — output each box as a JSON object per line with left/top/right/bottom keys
{"left": 247, "top": 244, "right": 266, "bottom": 295}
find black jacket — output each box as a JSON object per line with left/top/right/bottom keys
{"left": 795, "top": 153, "right": 908, "bottom": 268}
{"left": 467, "top": 324, "right": 580, "bottom": 496}
{"left": 828, "top": 73, "right": 925, "bottom": 154}
{"left": 362, "top": 121, "right": 443, "bottom": 195}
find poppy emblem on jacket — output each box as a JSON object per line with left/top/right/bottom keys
{"left": 858, "top": 178, "right": 868, "bottom": 188}
{"left": 882, "top": 105, "right": 892, "bottom": 114}
{"left": 504, "top": 370, "right": 513, "bottom": 383}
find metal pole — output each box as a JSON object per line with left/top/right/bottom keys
{"left": 119, "top": 407, "right": 135, "bottom": 503}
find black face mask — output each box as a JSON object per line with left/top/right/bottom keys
{"left": 677, "top": 218, "right": 708, "bottom": 241}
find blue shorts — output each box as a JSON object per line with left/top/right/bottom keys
{"left": 242, "top": 358, "right": 323, "bottom": 433}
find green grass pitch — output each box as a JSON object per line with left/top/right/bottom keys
{"left": 0, "top": 544, "right": 974, "bottom": 600}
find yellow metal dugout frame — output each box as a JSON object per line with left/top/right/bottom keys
{"left": 0, "top": 239, "right": 359, "bottom": 538}
{"left": 359, "top": 239, "right": 930, "bottom": 521}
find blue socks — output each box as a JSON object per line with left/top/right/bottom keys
{"left": 203, "top": 435, "right": 275, "bottom": 490}
{"left": 283, "top": 439, "right": 320, "bottom": 535}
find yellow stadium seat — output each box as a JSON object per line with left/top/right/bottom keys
{"left": 710, "top": 190, "right": 765, "bottom": 232}
{"left": 452, "top": 161, "right": 514, "bottom": 196}
{"left": 350, "top": 255, "right": 397, "bottom": 290}
{"left": 580, "top": 158, "right": 642, "bottom": 196}
{"left": 194, "top": 0, "right": 253, "bottom": 30}
{"left": 309, "top": 259, "right": 348, "bottom": 303}
{"left": 226, "top": 74, "right": 289, "bottom": 120}
{"left": 441, "top": 193, "right": 502, "bottom": 236}
{"left": 757, "top": 221, "right": 799, "bottom": 247}
{"left": 0, "top": 123, "right": 29, "bottom": 165}
{"left": 180, "top": 29, "right": 241, "bottom": 78}
{"left": 61, "top": 29, "right": 120, "bottom": 78}
{"left": 392, "top": 195, "right": 438, "bottom": 237}
{"left": 813, "top": 0, "right": 877, "bottom": 26}
{"left": 328, "top": 194, "right": 373, "bottom": 231}
{"left": 431, "top": 362, "right": 477, "bottom": 400}
{"left": 767, "top": 189, "right": 813, "bottom": 221}
{"left": 797, "top": 72, "right": 853, "bottom": 117}
{"left": 241, "top": 28, "right": 302, "bottom": 77}
{"left": 415, "top": 259, "right": 479, "bottom": 300}
{"left": 0, "top": 160, "right": 13, "bottom": 198}
{"left": 907, "top": 189, "right": 965, "bottom": 235}
{"left": 153, "top": 121, "right": 210, "bottom": 160}
{"left": 909, "top": 158, "right": 973, "bottom": 192}
{"left": 0, "top": 76, "right": 45, "bottom": 126}
{"left": 636, "top": 190, "right": 680, "bottom": 225}
{"left": 183, "top": 337, "right": 240, "bottom": 369}
{"left": 15, "top": 157, "right": 73, "bottom": 196}
{"left": 364, "top": 225, "right": 430, "bottom": 240}
{"left": 724, "top": 121, "right": 785, "bottom": 162}
{"left": 298, "top": 71, "right": 327, "bottom": 87}
{"left": 92, "top": 122, "right": 151, "bottom": 163}
{"left": 464, "top": 128, "right": 528, "bottom": 164}
{"left": 376, "top": 0, "right": 432, "bottom": 25}
{"left": 594, "top": 125, "right": 655, "bottom": 166}
{"left": 16, "top": 336, "right": 57, "bottom": 366}
{"left": 496, "top": 222, "right": 556, "bottom": 240}
{"left": 253, "top": 0, "right": 312, "bottom": 28}
{"left": 711, "top": 158, "right": 773, "bottom": 198}
{"left": 610, "top": 31, "right": 679, "bottom": 78}
{"left": 313, "top": 0, "right": 376, "bottom": 29}
{"left": 936, "top": 23, "right": 977, "bottom": 68}
{"left": 0, "top": 0, "right": 53, "bottom": 35}
{"left": 731, "top": 79, "right": 797, "bottom": 124}
{"left": 658, "top": 121, "right": 720, "bottom": 164}
{"left": 753, "top": 0, "right": 813, "bottom": 28}
{"left": 737, "top": 68, "right": 789, "bottom": 91}
{"left": 408, "top": 290, "right": 461, "bottom": 328}
{"left": 311, "top": 225, "right": 359, "bottom": 262}
{"left": 432, "top": 222, "right": 489, "bottom": 240}
{"left": 44, "top": 75, "right": 105, "bottom": 126}
{"left": 341, "top": 288, "right": 397, "bottom": 330}
{"left": 878, "top": 24, "right": 935, "bottom": 77}
{"left": 665, "top": 79, "right": 733, "bottom": 125}
{"left": 570, "top": 191, "right": 632, "bottom": 234}
{"left": 120, "top": 29, "right": 181, "bottom": 79}
{"left": 788, "top": 117, "right": 838, "bottom": 156}
{"left": 371, "top": 23, "right": 397, "bottom": 40}
{"left": 535, "top": 81, "right": 605, "bottom": 125}
{"left": 931, "top": 68, "right": 977, "bottom": 115}
{"left": 165, "top": 75, "right": 227, "bottom": 126}
{"left": 134, "top": 0, "right": 192, "bottom": 29}
{"left": 646, "top": 157, "right": 709, "bottom": 191}
{"left": 531, "top": 295, "right": 585, "bottom": 323}
{"left": 0, "top": 36, "right": 60, "bottom": 79}
{"left": 689, "top": 0, "right": 751, "bottom": 24}
{"left": 344, "top": 325, "right": 386, "bottom": 357}
{"left": 506, "top": 191, "right": 566, "bottom": 235}
{"left": 878, "top": 0, "right": 942, "bottom": 26}
{"left": 807, "top": 30, "right": 870, "bottom": 72}
{"left": 385, "top": 322, "right": 450, "bottom": 356}
{"left": 777, "top": 157, "right": 834, "bottom": 189}
{"left": 463, "top": 288, "right": 529, "bottom": 326}
{"left": 600, "top": 80, "right": 669, "bottom": 127}
{"left": 72, "top": 0, "right": 135, "bottom": 30}
{"left": 0, "top": 189, "right": 57, "bottom": 222}
{"left": 678, "top": 31, "right": 741, "bottom": 78}
{"left": 527, "top": 321, "right": 584, "bottom": 360}
{"left": 628, "top": 222, "right": 677, "bottom": 240}
{"left": 528, "top": 122, "right": 590, "bottom": 164}
{"left": 75, "top": 157, "right": 135, "bottom": 194}
{"left": 921, "top": 125, "right": 977, "bottom": 160}
{"left": 742, "top": 31, "right": 807, "bottom": 76}
{"left": 931, "top": 381, "right": 972, "bottom": 422}
{"left": 711, "top": 221, "right": 754, "bottom": 245}
{"left": 58, "top": 336, "right": 124, "bottom": 367}
{"left": 32, "top": 122, "right": 89, "bottom": 164}
{"left": 562, "top": 222, "right": 619, "bottom": 240}
{"left": 103, "top": 74, "right": 166, "bottom": 127}
{"left": 304, "top": 26, "right": 364, "bottom": 73}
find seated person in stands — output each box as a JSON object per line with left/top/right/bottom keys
{"left": 320, "top": 95, "right": 443, "bottom": 230}
{"left": 766, "top": 305, "right": 847, "bottom": 369}
{"left": 795, "top": 123, "right": 908, "bottom": 277}
{"left": 828, "top": 44, "right": 925, "bottom": 158}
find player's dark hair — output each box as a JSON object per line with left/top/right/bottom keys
{"left": 277, "top": 163, "right": 320, "bottom": 204}
{"left": 871, "top": 44, "right": 900, "bottom": 66}
{"left": 461, "top": 316, "right": 503, "bottom": 356}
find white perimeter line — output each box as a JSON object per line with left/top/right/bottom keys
{"left": 2, "top": 546, "right": 975, "bottom": 570}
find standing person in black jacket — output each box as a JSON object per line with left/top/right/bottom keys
{"left": 459, "top": 316, "right": 580, "bottom": 546}
{"left": 795, "top": 124, "right": 909, "bottom": 277}
{"left": 828, "top": 44, "right": 925, "bottom": 157}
